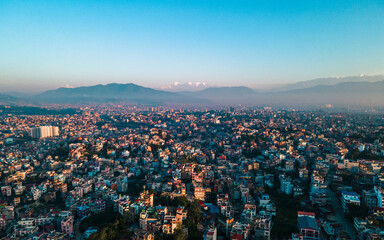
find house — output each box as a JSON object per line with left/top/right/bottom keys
{"left": 310, "top": 193, "right": 328, "bottom": 206}
{"left": 295, "top": 212, "right": 320, "bottom": 240}
{"left": 204, "top": 226, "right": 217, "bottom": 240}
{"left": 162, "top": 215, "right": 179, "bottom": 234}
{"left": 132, "top": 229, "right": 154, "bottom": 240}
{"left": 372, "top": 207, "right": 384, "bottom": 220}
{"left": 230, "top": 222, "right": 250, "bottom": 240}
{"left": 14, "top": 226, "right": 38, "bottom": 237}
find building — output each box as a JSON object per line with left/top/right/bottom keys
{"left": 280, "top": 178, "right": 293, "bottom": 195}
{"left": 194, "top": 185, "right": 206, "bottom": 201}
{"left": 61, "top": 215, "right": 74, "bottom": 235}
{"left": 162, "top": 215, "right": 179, "bottom": 234}
{"left": 204, "top": 226, "right": 217, "bottom": 240}
{"left": 14, "top": 226, "right": 38, "bottom": 237}
{"left": 295, "top": 212, "right": 320, "bottom": 240}
{"left": 354, "top": 217, "right": 368, "bottom": 238}
{"left": 30, "top": 126, "right": 59, "bottom": 139}
{"left": 253, "top": 214, "right": 272, "bottom": 239}
{"left": 77, "top": 205, "right": 90, "bottom": 219}
{"left": 1, "top": 186, "right": 12, "bottom": 197}
{"left": 374, "top": 186, "right": 384, "bottom": 208}
{"left": 139, "top": 190, "right": 154, "bottom": 207}
{"left": 372, "top": 207, "right": 384, "bottom": 220}
{"left": 117, "top": 181, "right": 128, "bottom": 193}
{"left": 341, "top": 190, "right": 360, "bottom": 212}
{"left": 230, "top": 222, "right": 250, "bottom": 240}
{"left": 133, "top": 229, "right": 154, "bottom": 240}
{"left": 310, "top": 193, "right": 328, "bottom": 207}
{"left": 259, "top": 194, "right": 270, "bottom": 206}
{"left": 363, "top": 189, "right": 377, "bottom": 208}
{"left": 31, "top": 187, "right": 41, "bottom": 201}
{"left": 0, "top": 215, "right": 7, "bottom": 230}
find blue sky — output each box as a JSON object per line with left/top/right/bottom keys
{"left": 0, "top": 0, "right": 383, "bottom": 92}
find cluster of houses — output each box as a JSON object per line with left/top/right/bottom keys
{"left": 0, "top": 107, "right": 383, "bottom": 239}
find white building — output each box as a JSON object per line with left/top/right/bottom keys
{"left": 17, "top": 218, "right": 35, "bottom": 227}
{"left": 374, "top": 186, "right": 384, "bottom": 207}
{"left": 341, "top": 190, "right": 360, "bottom": 211}
{"left": 30, "top": 126, "right": 59, "bottom": 138}
{"left": 31, "top": 187, "right": 41, "bottom": 201}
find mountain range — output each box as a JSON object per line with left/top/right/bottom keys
{"left": 264, "top": 75, "right": 384, "bottom": 92}
{"left": 1, "top": 75, "right": 384, "bottom": 109}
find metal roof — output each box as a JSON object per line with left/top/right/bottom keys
{"left": 298, "top": 216, "right": 320, "bottom": 231}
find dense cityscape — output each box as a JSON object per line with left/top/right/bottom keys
{"left": 1, "top": 0, "right": 383, "bottom": 239}
{"left": 0, "top": 106, "right": 383, "bottom": 239}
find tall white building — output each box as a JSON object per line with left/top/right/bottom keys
{"left": 374, "top": 186, "right": 384, "bottom": 207}
{"left": 30, "top": 126, "right": 59, "bottom": 138}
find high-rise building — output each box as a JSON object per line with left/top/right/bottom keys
{"left": 29, "top": 126, "right": 59, "bottom": 138}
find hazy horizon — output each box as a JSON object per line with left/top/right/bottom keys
{"left": 1, "top": 74, "right": 384, "bottom": 94}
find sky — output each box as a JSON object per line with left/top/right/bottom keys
{"left": 0, "top": 0, "right": 384, "bottom": 93}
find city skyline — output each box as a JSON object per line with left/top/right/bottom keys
{"left": 1, "top": 0, "right": 384, "bottom": 93}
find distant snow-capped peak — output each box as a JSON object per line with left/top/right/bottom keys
{"left": 160, "top": 82, "right": 215, "bottom": 91}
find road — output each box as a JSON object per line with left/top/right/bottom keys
{"left": 326, "top": 169, "right": 356, "bottom": 239}
{"left": 74, "top": 219, "right": 82, "bottom": 240}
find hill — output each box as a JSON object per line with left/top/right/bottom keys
{"left": 261, "top": 80, "right": 384, "bottom": 108}
{"left": 269, "top": 75, "right": 384, "bottom": 92}
{"left": 35, "top": 83, "right": 208, "bottom": 105}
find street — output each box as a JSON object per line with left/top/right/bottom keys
{"left": 326, "top": 169, "right": 356, "bottom": 239}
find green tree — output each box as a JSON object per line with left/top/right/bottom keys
{"left": 345, "top": 204, "right": 369, "bottom": 220}
{"left": 173, "top": 226, "right": 186, "bottom": 240}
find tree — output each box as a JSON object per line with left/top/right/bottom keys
{"left": 345, "top": 204, "right": 369, "bottom": 220}
{"left": 87, "top": 212, "right": 134, "bottom": 240}
{"left": 173, "top": 226, "right": 186, "bottom": 240}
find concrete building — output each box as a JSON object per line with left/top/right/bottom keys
{"left": 61, "top": 216, "right": 74, "bottom": 235}
{"left": 374, "top": 186, "right": 384, "bottom": 208}
{"left": 341, "top": 190, "right": 361, "bottom": 212}
{"left": 296, "top": 212, "right": 320, "bottom": 240}
{"left": 204, "top": 226, "right": 217, "bottom": 240}
{"left": 30, "top": 126, "right": 59, "bottom": 139}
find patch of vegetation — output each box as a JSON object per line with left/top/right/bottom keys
{"left": 81, "top": 209, "right": 134, "bottom": 240}
{"left": 80, "top": 207, "right": 133, "bottom": 233}
{"left": 345, "top": 204, "right": 369, "bottom": 220}
{"left": 155, "top": 226, "right": 186, "bottom": 240}
{"left": 266, "top": 186, "right": 300, "bottom": 239}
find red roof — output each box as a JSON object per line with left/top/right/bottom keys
{"left": 231, "top": 233, "right": 243, "bottom": 240}
{"left": 373, "top": 207, "right": 384, "bottom": 211}
{"left": 297, "top": 211, "right": 316, "bottom": 217}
